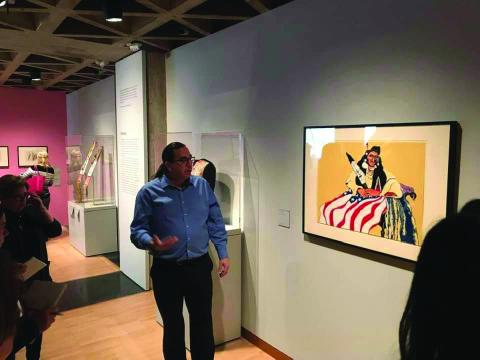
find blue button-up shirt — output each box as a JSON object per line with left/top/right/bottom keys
{"left": 130, "top": 175, "right": 228, "bottom": 261}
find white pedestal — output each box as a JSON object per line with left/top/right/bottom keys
{"left": 68, "top": 200, "right": 118, "bottom": 256}
{"left": 156, "top": 226, "right": 242, "bottom": 347}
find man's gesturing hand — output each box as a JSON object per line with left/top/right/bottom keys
{"left": 150, "top": 234, "right": 178, "bottom": 251}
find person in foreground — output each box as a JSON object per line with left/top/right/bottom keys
{"left": 0, "top": 232, "right": 19, "bottom": 360}
{"left": 399, "top": 212, "right": 480, "bottom": 359}
{"left": 130, "top": 142, "right": 229, "bottom": 360}
{"left": 0, "top": 175, "right": 61, "bottom": 360}
{"left": 0, "top": 209, "right": 55, "bottom": 360}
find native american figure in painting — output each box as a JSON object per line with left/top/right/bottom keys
{"left": 319, "top": 146, "right": 418, "bottom": 245}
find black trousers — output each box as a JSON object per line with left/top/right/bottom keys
{"left": 151, "top": 254, "right": 215, "bottom": 360}
{"left": 7, "top": 334, "right": 42, "bottom": 360}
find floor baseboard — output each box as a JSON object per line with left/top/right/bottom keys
{"left": 241, "top": 327, "right": 293, "bottom": 360}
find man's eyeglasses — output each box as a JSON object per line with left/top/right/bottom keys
{"left": 172, "top": 156, "right": 195, "bottom": 165}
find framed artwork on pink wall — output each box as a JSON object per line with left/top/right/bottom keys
{"left": 0, "top": 146, "right": 8, "bottom": 168}
{"left": 17, "top": 146, "right": 48, "bottom": 167}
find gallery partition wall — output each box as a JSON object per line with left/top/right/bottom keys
{"left": 164, "top": 0, "right": 480, "bottom": 358}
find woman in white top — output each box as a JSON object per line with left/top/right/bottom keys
{"left": 20, "top": 151, "right": 55, "bottom": 209}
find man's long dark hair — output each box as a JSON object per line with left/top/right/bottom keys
{"left": 154, "top": 142, "right": 186, "bottom": 178}
{"left": 399, "top": 214, "right": 480, "bottom": 359}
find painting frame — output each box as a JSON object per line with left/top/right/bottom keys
{"left": 17, "top": 146, "right": 48, "bottom": 168}
{"left": 302, "top": 121, "right": 461, "bottom": 261}
{"left": 0, "top": 146, "right": 8, "bottom": 168}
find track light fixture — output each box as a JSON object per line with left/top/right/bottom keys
{"left": 103, "top": 0, "right": 123, "bottom": 23}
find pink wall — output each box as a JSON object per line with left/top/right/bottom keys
{"left": 0, "top": 87, "right": 68, "bottom": 225}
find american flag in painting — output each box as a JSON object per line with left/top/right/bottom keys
{"left": 319, "top": 190, "right": 388, "bottom": 233}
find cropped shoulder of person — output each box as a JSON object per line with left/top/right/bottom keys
{"left": 399, "top": 213, "right": 480, "bottom": 359}
{"left": 0, "top": 250, "right": 21, "bottom": 360}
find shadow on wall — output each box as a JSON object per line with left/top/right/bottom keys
{"left": 241, "top": 139, "right": 260, "bottom": 331}
{"left": 216, "top": 174, "right": 234, "bottom": 225}
{"left": 305, "top": 233, "right": 415, "bottom": 272}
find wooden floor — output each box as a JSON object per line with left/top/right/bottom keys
{"left": 47, "top": 234, "right": 119, "bottom": 283}
{"left": 16, "top": 234, "right": 273, "bottom": 359}
{"left": 28, "top": 291, "right": 272, "bottom": 360}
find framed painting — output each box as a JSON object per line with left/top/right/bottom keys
{"left": 0, "top": 146, "right": 8, "bottom": 168}
{"left": 17, "top": 146, "right": 48, "bottom": 167}
{"left": 303, "top": 122, "right": 461, "bottom": 261}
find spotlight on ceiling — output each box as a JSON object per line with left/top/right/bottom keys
{"left": 30, "top": 69, "right": 42, "bottom": 82}
{"left": 0, "top": 0, "right": 16, "bottom": 7}
{"left": 103, "top": 0, "right": 123, "bottom": 23}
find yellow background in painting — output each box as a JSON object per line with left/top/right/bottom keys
{"left": 316, "top": 141, "right": 426, "bottom": 245}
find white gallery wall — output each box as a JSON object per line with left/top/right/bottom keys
{"left": 67, "top": 76, "right": 116, "bottom": 136}
{"left": 166, "top": 0, "right": 480, "bottom": 358}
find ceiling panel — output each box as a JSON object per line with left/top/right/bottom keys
{"left": 0, "top": 0, "right": 294, "bottom": 92}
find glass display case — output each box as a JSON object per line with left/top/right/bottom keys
{"left": 200, "top": 132, "right": 243, "bottom": 228}
{"left": 66, "top": 135, "right": 116, "bottom": 207}
{"left": 160, "top": 132, "right": 244, "bottom": 228}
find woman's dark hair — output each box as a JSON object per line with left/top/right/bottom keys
{"left": 154, "top": 142, "right": 186, "bottom": 178}
{"left": 399, "top": 214, "right": 480, "bottom": 359}
{"left": 0, "top": 175, "right": 28, "bottom": 200}
{"left": 459, "top": 199, "right": 480, "bottom": 218}
{"left": 0, "top": 250, "right": 20, "bottom": 345}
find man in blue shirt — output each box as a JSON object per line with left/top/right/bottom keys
{"left": 130, "top": 142, "right": 229, "bottom": 360}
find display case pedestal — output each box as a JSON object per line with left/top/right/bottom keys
{"left": 156, "top": 226, "right": 242, "bottom": 348}
{"left": 68, "top": 200, "right": 118, "bottom": 256}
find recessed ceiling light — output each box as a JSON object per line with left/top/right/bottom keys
{"left": 30, "top": 69, "right": 41, "bottom": 82}
{"left": 104, "top": 0, "right": 123, "bottom": 23}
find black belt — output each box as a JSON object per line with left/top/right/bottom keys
{"left": 153, "top": 253, "right": 209, "bottom": 266}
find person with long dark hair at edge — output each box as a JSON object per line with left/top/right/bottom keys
{"left": 20, "top": 151, "right": 55, "bottom": 209}
{"left": 131, "top": 142, "right": 229, "bottom": 360}
{"left": 399, "top": 213, "right": 480, "bottom": 359}
{"left": 459, "top": 198, "right": 480, "bottom": 219}
{"left": 0, "top": 175, "right": 62, "bottom": 360}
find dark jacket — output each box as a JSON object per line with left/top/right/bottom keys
{"left": 2, "top": 205, "right": 62, "bottom": 282}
